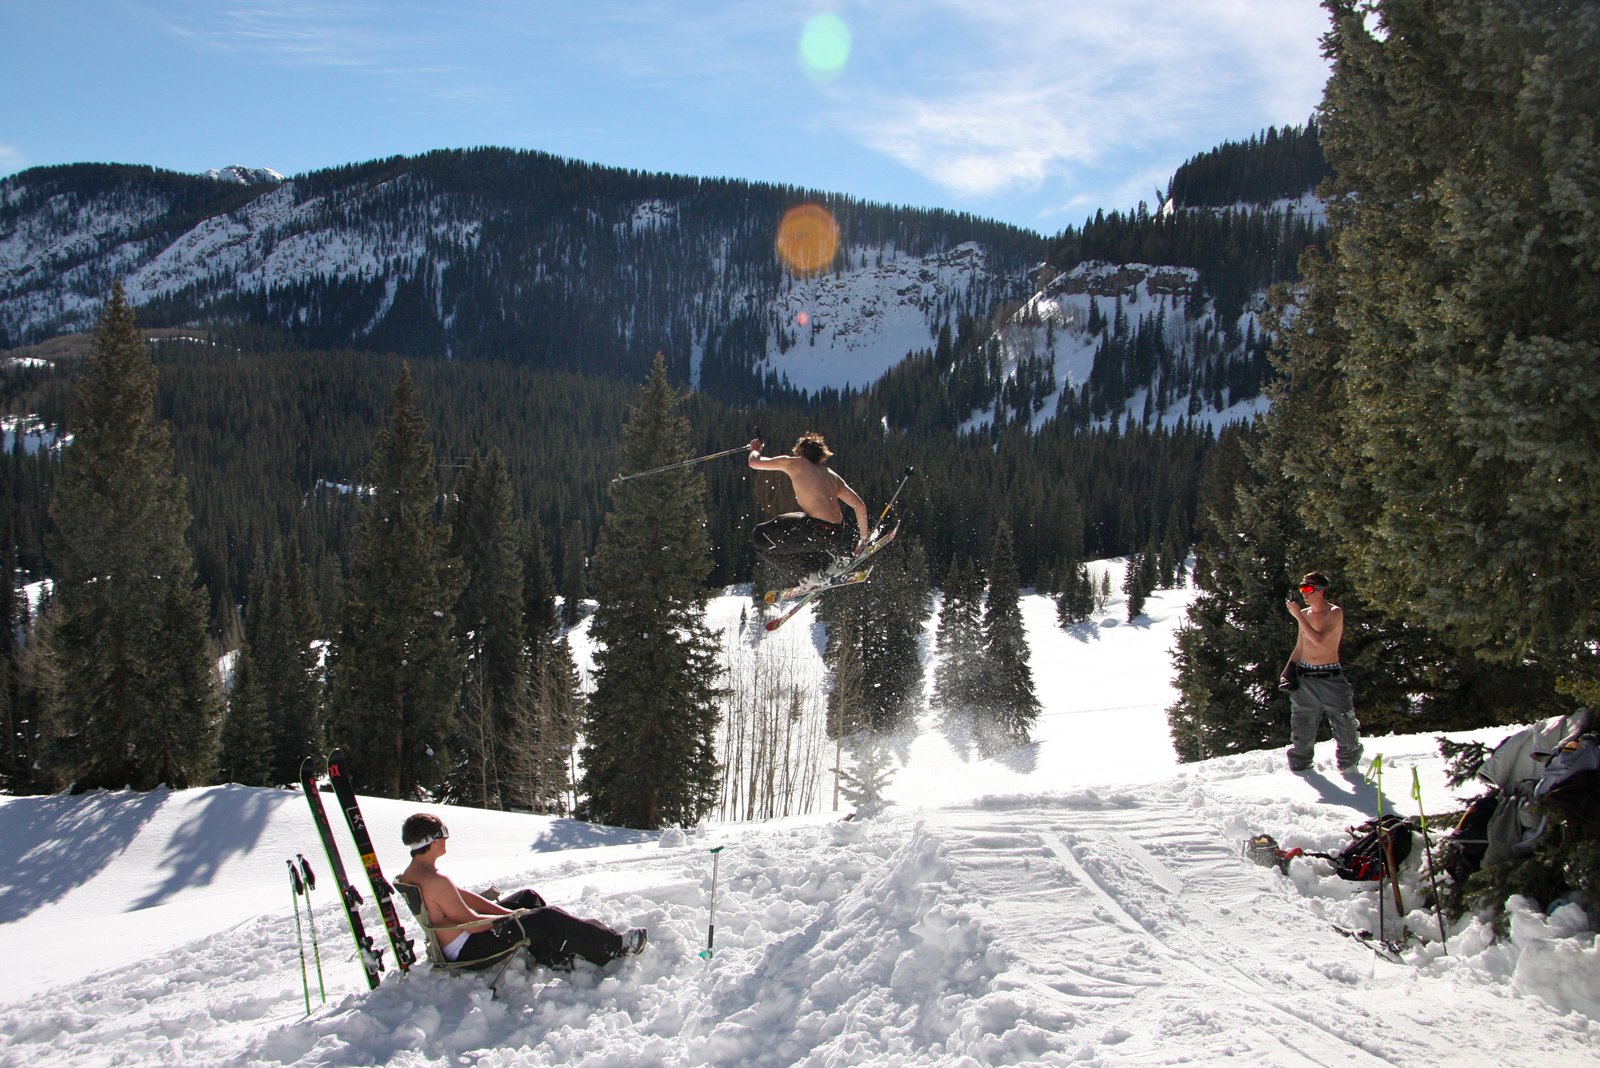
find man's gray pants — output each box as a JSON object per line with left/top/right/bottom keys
{"left": 1287, "top": 674, "right": 1361, "bottom": 771}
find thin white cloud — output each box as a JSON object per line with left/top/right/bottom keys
{"left": 832, "top": 0, "right": 1330, "bottom": 200}
{"left": 0, "top": 144, "right": 27, "bottom": 176}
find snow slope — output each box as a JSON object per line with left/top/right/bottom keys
{"left": 1, "top": 574, "right": 1597, "bottom": 1067}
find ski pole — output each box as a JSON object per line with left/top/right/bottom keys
{"left": 612, "top": 428, "right": 760, "bottom": 484}
{"left": 699, "top": 846, "right": 725, "bottom": 960}
{"left": 867, "top": 466, "right": 916, "bottom": 541}
{"left": 1411, "top": 768, "right": 1449, "bottom": 952}
{"left": 287, "top": 860, "right": 311, "bottom": 1016}
{"left": 298, "top": 854, "right": 328, "bottom": 1001}
{"left": 1365, "top": 755, "right": 1406, "bottom": 935}
{"left": 1364, "top": 755, "right": 1388, "bottom": 943}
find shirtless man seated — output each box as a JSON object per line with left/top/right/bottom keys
{"left": 746, "top": 431, "right": 870, "bottom": 584}
{"left": 397, "top": 813, "right": 645, "bottom": 969}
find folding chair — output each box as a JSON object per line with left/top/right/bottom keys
{"left": 394, "top": 880, "right": 530, "bottom": 996}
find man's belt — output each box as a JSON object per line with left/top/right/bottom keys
{"left": 1295, "top": 662, "right": 1342, "bottom": 678}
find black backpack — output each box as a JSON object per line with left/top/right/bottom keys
{"left": 1330, "top": 814, "right": 1414, "bottom": 881}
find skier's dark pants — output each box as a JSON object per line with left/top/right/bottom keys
{"left": 455, "top": 889, "right": 623, "bottom": 968}
{"left": 1286, "top": 666, "right": 1362, "bottom": 771}
{"left": 751, "top": 513, "right": 855, "bottom": 582}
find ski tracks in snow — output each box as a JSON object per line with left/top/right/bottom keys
{"left": 921, "top": 789, "right": 1591, "bottom": 1066}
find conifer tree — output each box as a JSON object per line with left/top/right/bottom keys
{"left": 932, "top": 558, "right": 985, "bottom": 753}
{"left": 580, "top": 356, "right": 723, "bottom": 829}
{"left": 838, "top": 734, "right": 895, "bottom": 815}
{"left": 448, "top": 449, "right": 536, "bottom": 809}
{"left": 1309, "top": 0, "right": 1600, "bottom": 695}
{"left": 44, "top": 284, "right": 221, "bottom": 790}
{"left": 326, "top": 364, "right": 462, "bottom": 798}
{"left": 1123, "top": 553, "right": 1149, "bottom": 622}
{"left": 561, "top": 520, "right": 588, "bottom": 627}
{"left": 821, "top": 538, "right": 929, "bottom": 736}
{"left": 977, "top": 521, "right": 1041, "bottom": 754}
{"left": 524, "top": 517, "right": 581, "bottom": 813}
{"left": 260, "top": 537, "right": 325, "bottom": 784}
{"left": 218, "top": 556, "right": 273, "bottom": 785}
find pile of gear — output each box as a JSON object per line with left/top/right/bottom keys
{"left": 1244, "top": 708, "right": 1599, "bottom": 955}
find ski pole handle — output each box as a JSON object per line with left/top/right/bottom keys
{"left": 298, "top": 854, "right": 316, "bottom": 892}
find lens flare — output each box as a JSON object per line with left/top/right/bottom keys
{"left": 795, "top": 311, "right": 810, "bottom": 327}
{"left": 799, "top": 13, "right": 851, "bottom": 81}
{"left": 775, "top": 204, "right": 839, "bottom": 277}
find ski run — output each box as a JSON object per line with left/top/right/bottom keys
{"left": 1, "top": 571, "right": 1597, "bottom": 1067}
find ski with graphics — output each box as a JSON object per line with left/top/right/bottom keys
{"left": 764, "top": 522, "right": 899, "bottom": 633}
{"left": 763, "top": 522, "right": 899, "bottom": 606}
{"left": 327, "top": 749, "right": 417, "bottom": 972}
{"left": 300, "top": 757, "right": 384, "bottom": 989}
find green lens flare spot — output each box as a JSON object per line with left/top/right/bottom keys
{"left": 799, "top": 13, "right": 851, "bottom": 80}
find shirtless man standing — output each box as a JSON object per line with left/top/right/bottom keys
{"left": 1284, "top": 571, "right": 1362, "bottom": 773}
{"left": 747, "top": 432, "right": 870, "bottom": 584}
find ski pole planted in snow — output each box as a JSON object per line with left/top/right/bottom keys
{"left": 297, "top": 854, "right": 328, "bottom": 1001}
{"left": 288, "top": 860, "right": 312, "bottom": 1016}
{"left": 1411, "top": 768, "right": 1449, "bottom": 952}
{"left": 700, "top": 846, "right": 725, "bottom": 960}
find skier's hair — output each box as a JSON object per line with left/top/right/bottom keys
{"left": 1301, "top": 571, "right": 1330, "bottom": 590}
{"left": 402, "top": 813, "right": 449, "bottom": 854}
{"left": 793, "top": 432, "right": 832, "bottom": 464}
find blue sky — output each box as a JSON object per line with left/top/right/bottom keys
{"left": 1, "top": 1, "right": 1332, "bottom": 235}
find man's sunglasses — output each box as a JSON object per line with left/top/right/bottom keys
{"left": 1299, "top": 584, "right": 1326, "bottom": 594}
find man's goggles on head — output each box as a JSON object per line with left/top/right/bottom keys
{"left": 404, "top": 824, "right": 449, "bottom": 849}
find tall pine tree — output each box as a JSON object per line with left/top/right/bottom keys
{"left": 821, "top": 537, "right": 929, "bottom": 736}
{"left": 448, "top": 448, "right": 537, "bottom": 809}
{"left": 977, "top": 522, "right": 1041, "bottom": 754}
{"left": 326, "top": 364, "right": 462, "bottom": 798}
{"left": 580, "top": 356, "right": 723, "bottom": 829}
{"left": 1310, "top": 0, "right": 1600, "bottom": 693}
{"left": 44, "top": 284, "right": 221, "bottom": 791}
{"left": 932, "top": 557, "right": 985, "bottom": 756}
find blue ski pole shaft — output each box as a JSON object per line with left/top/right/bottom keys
{"left": 298, "top": 855, "right": 327, "bottom": 1001}
{"left": 288, "top": 861, "right": 311, "bottom": 1015}
{"left": 700, "top": 846, "right": 725, "bottom": 960}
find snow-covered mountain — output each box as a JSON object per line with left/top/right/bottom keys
{"left": 0, "top": 151, "right": 1039, "bottom": 402}
{"left": 0, "top": 144, "right": 1323, "bottom": 430}
{"left": 1, "top": 570, "right": 1595, "bottom": 1066}
{"left": 203, "top": 165, "right": 286, "bottom": 187}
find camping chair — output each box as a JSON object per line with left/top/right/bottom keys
{"left": 394, "top": 880, "right": 530, "bottom": 995}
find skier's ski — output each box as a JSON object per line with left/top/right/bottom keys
{"left": 764, "top": 524, "right": 898, "bottom": 632}
{"left": 326, "top": 749, "right": 417, "bottom": 972}
{"left": 764, "top": 567, "right": 872, "bottom": 606}
{"left": 300, "top": 757, "right": 384, "bottom": 989}
{"left": 1330, "top": 924, "right": 1405, "bottom": 963}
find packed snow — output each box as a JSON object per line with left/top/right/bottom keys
{"left": 2, "top": 566, "right": 1597, "bottom": 1066}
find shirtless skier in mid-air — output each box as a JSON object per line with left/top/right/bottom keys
{"left": 746, "top": 432, "right": 869, "bottom": 585}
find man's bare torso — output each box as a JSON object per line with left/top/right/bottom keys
{"left": 777, "top": 457, "right": 847, "bottom": 524}
{"left": 1294, "top": 602, "right": 1343, "bottom": 664}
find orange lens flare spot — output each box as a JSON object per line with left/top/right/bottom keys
{"left": 795, "top": 310, "right": 810, "bottom": 327}
{"left": 775, "top": 204, "right": 839, "bottom": 278}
